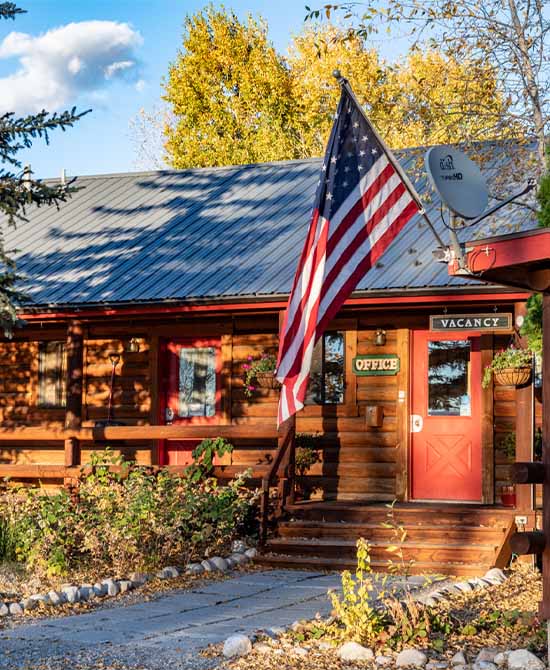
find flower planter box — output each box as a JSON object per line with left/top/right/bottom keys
{"left": 493, "top": 367, "right": 531, "bottom": 387}
{"left": 254, "top": 372, "right": 281, "bottom": 390}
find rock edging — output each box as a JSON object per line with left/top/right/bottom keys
{"left": 413, "top": 568, "right": 507, "bottom": 607}
{"left": 0, "top": 542, "right": 257, "bottom": 618}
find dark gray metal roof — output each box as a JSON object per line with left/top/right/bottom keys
{"left": 9, "top": 143, "right": 537, "bottom": 308}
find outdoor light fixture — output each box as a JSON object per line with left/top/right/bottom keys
{"left": 375, "top": 329, "right": 387, "bottom": 346}
{"left": 125, "top": 337, "right": 140, "bottom": 353}
{"left": 95, "top": 353, "right": 125, "bottom": 428}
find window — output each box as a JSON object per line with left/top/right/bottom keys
{"left": 427, "top": 339, "right": 471, "bottom": 416}
{"left": 178, "top": 347, "right": 216, "bottom": 417}
{"left": 305, "top": 332, "right": 345, "bottom": 405}
{"left": 37, "top": 341, "right": 66, "bottom": 407}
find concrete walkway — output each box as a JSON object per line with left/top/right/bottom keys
{"left": 0, "top": 570, "right": 343, "bottom": 670}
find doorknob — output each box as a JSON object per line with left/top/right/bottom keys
{"left": 411, "top": 414, "right": 423, "bottom": 433}
{"left": 165, "top": 407, "right": 174, "bottom": 425}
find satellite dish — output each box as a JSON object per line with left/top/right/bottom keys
{"left": 425, "top": 146, "right": 489, "bottom": 220}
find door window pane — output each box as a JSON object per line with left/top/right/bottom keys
{"left": 305, "top": 332, "right": 345, "bottom": 405}
{"left": 428, "top": 340, "right": 471, "bottom": 416}
{"left": 178, "top": 347, "right": 216, "bottom": 417}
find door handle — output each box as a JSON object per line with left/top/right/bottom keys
{"left": 165, "top": 407, "right": 174, "bottom": 425}
{"left": 411, "top": 414, "right": 423, "bottom": 433}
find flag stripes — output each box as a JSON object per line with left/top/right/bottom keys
{"left": 276, "top": 83, "right": 421, "bottom": 425}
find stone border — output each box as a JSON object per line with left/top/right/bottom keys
{"left": 412, "top": 568, "right": 508, "bottom": 607}
{"left": 0, "top": 542, "right": 257, "bottom": 618}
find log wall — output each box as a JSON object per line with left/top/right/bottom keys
{"left": 0, "top": 303, "right": 532, "bottom": 503}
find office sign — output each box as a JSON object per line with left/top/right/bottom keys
{"left": 430, "top": 313, "right": 512, "bottom": 332}
{"left": 353, "top": 354, "right": 400, "bottom": 376}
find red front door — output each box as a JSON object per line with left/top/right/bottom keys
{"left": 411, "top": 331, "right": 482, "bottom": 502}
{"left": 159, "top": 338, "right": 222, "bottom": 466}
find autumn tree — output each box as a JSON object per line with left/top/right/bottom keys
{"left": 0, "top": 2, "right": 87, "bottom": 333}
{"left": 163, "top": 5, "right": 301, "bottom": 169}
{"left": 306, "top": 0, "right": 549, "bottom": 173}
{"left": 289, "top": 26, "right": 508, "bottom": 155}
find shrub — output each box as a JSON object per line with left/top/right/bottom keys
{"left": 0, "top": 445, "right": 257, "bottom": 579}
{"left": 328, "top": 538, "right": 386, "bottom": 644}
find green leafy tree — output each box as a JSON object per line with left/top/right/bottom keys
{"left": 163, "top": 5, "right": 301, "bottom": 169}
{"left": 0, "top": 3, "right": 87, "bottom": 334}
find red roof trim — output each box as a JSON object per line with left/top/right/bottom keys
{"left": 462, "top": 229, "right": 550, "bottom": 274}
{"left": 20, "top": 292, "right": 530, "bottom": 322}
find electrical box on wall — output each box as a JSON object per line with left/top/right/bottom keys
{"left": 366, "top": 405, "right": 384, "bottom": 427}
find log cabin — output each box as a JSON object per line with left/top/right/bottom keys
{"left": 0, "top": 147, "right": 543, "bottom": 576}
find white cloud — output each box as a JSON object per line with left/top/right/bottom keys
{"left": 135, "top": 79, "right": 146, "bottom": 93}
{"left": 0, "top": 20, "right": 143, "bottom": 114}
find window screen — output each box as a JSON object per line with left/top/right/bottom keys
{"left": 305, "top": 332, "right": 345, "bottom": 405}
{"left": 178, "top": 347, "right": 216, "bottom": 417}
{"left": 37, "top": 341, "right": 66, "bottom": 407}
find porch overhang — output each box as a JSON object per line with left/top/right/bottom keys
{"left": 449, "top": 228, "right": 550, "bottom": 292}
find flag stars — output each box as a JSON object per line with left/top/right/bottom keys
{"left": 326, "top": 192, "right": 333, "bottom": 200}
{"left": 359, "top": 150, "right": 366, "bottom": 157}
{"left": 353, "top": 121, "right": 359, "bottom": 129}
{"left": 371, "top": 148, "right": 378, "bottom": 155}
{"left": 330, "top": 156, "right": 337, "bottom": 164}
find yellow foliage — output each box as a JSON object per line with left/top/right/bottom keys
{"left": 163, "top": 5, "right": 300, "bottom": 169}
{"left": 162, "top": 15, "right": 512, "bottom": 169}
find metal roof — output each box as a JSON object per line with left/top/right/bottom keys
{"left": 8, "top": 144, "right": 537, "bottom": 308}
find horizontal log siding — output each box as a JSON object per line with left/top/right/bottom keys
{"left": 229, "top": 333, "right": 278, "bottom": 471}
{"left": 0, "top": 335, "right": 153, "bottom": 466}
{"left": 293, "top": 328, "right": 399, "bottom": 502}
{"left": 492, "top": 335, "right": 543, "bottom": 505}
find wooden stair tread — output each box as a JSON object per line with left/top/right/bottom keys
{"left": 286, "top": 502, "right": 514, "bottom": 515}
{"left": 267, "top": 537, "right": 499, "bottom": 550}
{"left": 256, "top": 553, "right": 492, "bottom": 576}
{"left": 280, "top": 520, "right": 506, "bottom": 532}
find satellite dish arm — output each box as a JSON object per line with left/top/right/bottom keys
{"left": 465, "top": 179, "right": 537, "bottom": 227}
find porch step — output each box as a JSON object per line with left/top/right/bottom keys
{"left": 255, "top": 553, "right": 492, "bottom": 577}
{"left": 277, "top": 520, "right": 507, "bottom": 544}
{"left": 285, "top": 502, "right": 514, "bottom": 527}
{"left": 265, "top": 537, "right": 498, "bottom": 564}
{"left": 260, "top": 503, "right": 515, "bottom": 576}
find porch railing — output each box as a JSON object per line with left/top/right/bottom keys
{"left": 0, "top": 422, "right": 295, "bottom": 544}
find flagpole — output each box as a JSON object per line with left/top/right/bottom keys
{"left": 333, "top": 70, "right": 447, "bottom": 251}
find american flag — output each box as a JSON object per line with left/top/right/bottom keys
{"left": 276, "top": 82, "right": 422, "bottom": 426}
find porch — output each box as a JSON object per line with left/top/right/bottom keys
{"left": 0, "top": 421, "right": 518, "bottom": 576}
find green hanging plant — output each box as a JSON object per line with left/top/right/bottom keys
{"left": 520, "top": 294, "right": 543, "bottom": 355}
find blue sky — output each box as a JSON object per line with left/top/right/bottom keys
{"left": 1, "top": 1, "right": 399, "bottom": 178}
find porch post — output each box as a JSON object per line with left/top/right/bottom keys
{"left": 540, "top": 292, "right": 550, "bottom": 618}
{"left": 64, "top": 319, "right": 83, "bottom": 468}
{"left": 514, "top": 302, "right": 534, "bottom": 514}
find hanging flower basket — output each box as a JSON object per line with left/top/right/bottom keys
{"left": 242, "top": 352, "right": 279, "bottom": 397}
{"left": 493, "top": 367, "right": 532, "bottom": 387}
{"left": 482, "top": 346, "right": 533, "bottom": 388}
{"left": 254, "top": 372, "right": 281, "bottom": 389}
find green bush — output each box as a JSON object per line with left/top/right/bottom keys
{"left": 0, "top": 445, "right": 257, "bottom": 578}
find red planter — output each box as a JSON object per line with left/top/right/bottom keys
{"left": 500, "top": 488, "right": 516, "bottom": 507}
